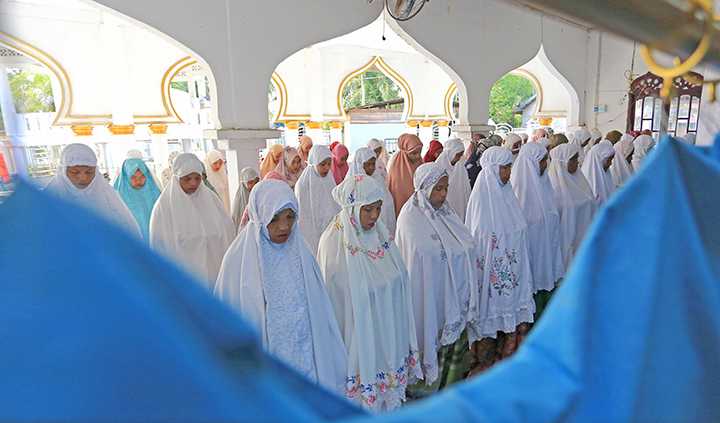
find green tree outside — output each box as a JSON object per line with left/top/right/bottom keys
{"left": 489, "top": 74, "right": 535, "bottom": 128}
{"left": 7, "top": 68, "right": 55, "bottom": 114}
{"left": 342, "top": 69, "right": 402, "bottom": 111}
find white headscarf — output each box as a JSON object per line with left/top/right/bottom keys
{"left": 295, "top": 145, "right": 340, "bottom": 254}
{"left": 46, "top": 143, "right": 141, "bottom": 237}
{"left": 548, "top": 144, "right": 596, "bottom": 271}
{"left": 348, "top": 147, "right": 396, "bottom": 236}
{"left": 585, "top": 128, "right": 603, "bottom": 155}
{"left": 395, "top": 163, "right": 479, "bottom": 385}
{"left": 317, "top": 174, "right": 421, "bottom": 411}
{"left": 160, "top": 151, "right": 180, "bottom": 190}
{"left": 502, "top": 133, "right": 522, "bottom": 158}
{"left": 204, "top": 149, "right": 231, "bottom": 213}
{"left": 632, "top": 135, "right": 656, "bottom": 172}
{"left": 367, "top": 138, "right": 389, "bottom": 181}
{"left": 149, "top": 153, "right": 235, "bottom": 288}
{"left": 610, "top": 134, "right": 635, "bottom": 187}
{"left": 435, "top": 138, "right": 471, "bottom": 222}
{"left": 215, "top": 179, "right": 347, "bottom": 395}
{"left": 571, "top": 128, "right": 591, "bottom": 165}
{"left": 231, "top": 167, "right": 259, "bottom": 230}
{"left": 581, "top": 142, "right": 616, "bottom": 207}
{"left": 510, "top": 143, "right": 564, "bottom": 292}
{"left": 465, "top": 147, "right": 535, "bottom": 338}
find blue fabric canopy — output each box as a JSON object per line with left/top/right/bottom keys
{"left": 2, "top": 136, "right": 719, "bottom": 422}
{"left": 0, "top": 183, "right": 363, "bottom": 422}
{"left": 114, "top": 158, "right": 161, "bottom": 241}
{"left": 371, "top": 137, "right": 720, "bottom": 423}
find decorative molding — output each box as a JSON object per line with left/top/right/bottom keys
{"left": 148, "top": 123, "right": 168, "bottom": 135}
{"left": 71, "top": 125, "right": 93, "bottom": 136}
{"left": 107, "top": 124, "right": 135, "bottom": 135}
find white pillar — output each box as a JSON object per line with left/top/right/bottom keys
{"left": 0, "top": 65, "right": 28, "bottom": 176}
{"left": 217, "top": 128, "right": 280, "bottom": 201}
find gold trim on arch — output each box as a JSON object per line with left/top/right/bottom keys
{"left": 0, "top": 31, "right": 186, "bottom": 126}
{"left": 443, "top": 82, "right": 457, "bottom": 121}
{"left": 335, "top": 56, "right": 414, "bottom": 121}
{"left": 272, "top": 71, "right": 310, "bottom": 121}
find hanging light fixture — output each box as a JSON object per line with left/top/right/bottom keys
{"left": 369, "top": 0, "right": 430, "bottom": 22}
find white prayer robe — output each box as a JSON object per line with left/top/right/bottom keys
{"left": 465, "top": 147, "right": 535, "bottom": 338}
{"left": 46, "top": 143, "right": 141, "bottom": 237}
{"left": 548, "top": 144, "right": 596, "bottom": 271}
{"left": 435, "top": 138, "right": 471, "bottom": 222}
{"left": 395, "top": 163, "right": 479, "bottom": 385}
{"left": 215, "top": 179, "right": 347, "bottom": 395}
{"left": 510, "top": 143, "right": 564, "bottom": 292}
{"left": 317, "top": 174, "right": 421, "bottom": 411}
{"left": 581, "top": 142, "right": 616, "bottom": 207}
{"left": 150, "top": 153, "right": 235, "bottom": 288}
{"left": 295, "top": 145, "right": 340, "bottom": 254}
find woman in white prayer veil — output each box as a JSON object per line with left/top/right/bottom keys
{"left": 348, "top": 147, "right": 396, "bottom": 235}
{"left": 581, "top": 142, "right": 616, "bottom": 207}
{"left": 548, "top": 144, "right": 596, "bottom": 271}
{"left": 160, "top": 151, "right": 180, "bottom": 190}
{"left": 502, "top": 133, "right": 522, "bottom": 160}
{"left": 510, "top": 143, "right": 564, "bottom": 298}
{"left": 150, "top": 153, "right": 235, "bottom": 289}
{"left": 317, "top": 174, "right": 421, "bottom": 411}
{"left": 204, "top": 149, "right": 231, "bottom": 213}
{"left": 367, "top": 138, "right": 389, "bottom": 182}
{"left": 295, "top": 145, "right": 340, "bottom": 254}
{"left": 465, "top": 146, "right": 535, "bottom": 360}
{"left": 610, "top": 133, "right": 635, "bottom": 188}
{"left": 435, "top": 138, "right": 471, "bottom": 221}
{"left": 46, "top": 143, "right": 141, "bottom": 237}
{"left": 231, "top": 167, "right": 260, "bottom": 230}
{"left": 395, "top": 163, "right": 479, "bottom": 391}
{"left": 214, "top": 179, "right": 347, "bottom": 396}
{"left": 571, "top": 127, "right": 592, "bottom": 165}
{"left": 632, "top": 134, "right": 656, "bottom": 172}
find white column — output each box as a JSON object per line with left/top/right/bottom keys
{"left": 0, "top": 65, "right": 28, "bottom": 176}
{"left": 217, "top": 128, "right": 280, "bottom": 201}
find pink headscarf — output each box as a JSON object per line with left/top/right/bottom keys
{"left": 298, "top": 135, "right": 313, "bottom": 164}
{"left": 330, "top": 142, "right": 349, "bottom": 185}
{"left": 264, "top": 146, "right": 302, "bottom": 188}
{"left": 388, "top": 133, "right": 423, "bottom": 216}
{"left": 260, "top": 144, "right": 284, "bottom": 179}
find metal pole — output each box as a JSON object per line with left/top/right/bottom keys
{"left": 513, "top": 0, "right": 720, "bottom": 70}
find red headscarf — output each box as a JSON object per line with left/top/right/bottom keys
{"left": 0, "top": 152, "right": 9, "bottom": 184}
{"left": 330, "top": 142, "right": 349, "bottom": 185}
{"left": 388, "top": 133, "right": 423, "bottom": 216}
{"left": 423, "top": 140, "right": 443, "bottom": 163}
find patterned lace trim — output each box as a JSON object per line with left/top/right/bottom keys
{"left": 422, "top": 319, "right": 466, "bottom": 385}
{"left": 345, "top": 351, "right": 422, "bottom": 411}
{"left": 469, "top": 302, "right": 535, "bottom": 339}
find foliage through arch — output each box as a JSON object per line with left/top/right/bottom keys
{"left": 489, "top": 74, "right": 536, "bottom": 128}
{"left": 342, "top": 68, "right": 403, "bottom": 112}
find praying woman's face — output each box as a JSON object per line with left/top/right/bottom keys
{"left": 603, "top": 155, "right": 614, "bottom": 171}
{"left": 302, "top": 140, "right": 313, "bottom": 153}
{"left": 539, "top": 154, "right": 549, "bottom": 176}
{"left": 267, "top": 208, "right": 296, "bottom": 244}
{"left": 374, "top": 147, "right": 383, "bottom": 157}
{"left": 359, "top": 200, "right": 382, "bottom": 231}
{"left": 567, "top": 154, "right": 579, "bottom": 174}
{"left": 451, "top": 151, "right": 464, "bottom": 166}
{"left": 363, "top": 157, "right": 377, "bottom": 177}
{"left": 211, "top": 159, "right": 224, "bottom": 172}
{"left": 246, "top": 177, "right": 260, "bottom": 191}
{"left": 512, "top": 141, "right": 521, "bottom": 155}
{"left": 429, "top": 175, "right": 449, "bottom": 209}
{"left": 66, "top": 165, "right": 96, "bottom": 189}
{"left": 288, "top": 155, "right": 302, "bottom": 174}
{"left": 407, "top": 148, "right": 422, "bottom": 165}
{"left": 316, "top": 158, "right": 332, "bottom": 177}
{"left": 130, "top": 169, "right": 146, "bottom": 189}
{"left": 338, "top": 153, "right": 349, "bottom": 167}
{"left": 179, "top": 172, "right": 202, "bottom": 194}
{"left": 499, "top": 164, "right": 512, "bottom": 185}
